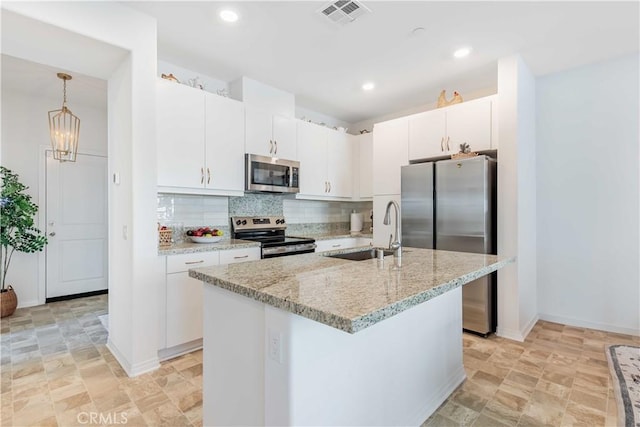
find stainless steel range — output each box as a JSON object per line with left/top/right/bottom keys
{"left": 231, "top": 216, "right": 316, "bottom": 259}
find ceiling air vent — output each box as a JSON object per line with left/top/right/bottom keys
{"left": 318, "top": 0, "right": 371, "bottom": 25}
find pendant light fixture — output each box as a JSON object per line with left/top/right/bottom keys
{"left": 48, "top": 73, "right": 80, "bottom": 162}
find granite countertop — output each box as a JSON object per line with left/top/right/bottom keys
{"left": 189, "top": 247, "right": 514, "bottom": 333}
{"left": 158, "top": 239, "right": 260, "bottom": 256}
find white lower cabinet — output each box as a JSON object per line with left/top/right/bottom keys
{"left": 161, "top": 247, "right": 260, "bottom": 357}
{"left": 315, "top": 237, "right": 372, "bottom": 252}
{"left": 218, "top": 247, "right": 261, "bottom": 265}
{"left": 165, "top": 252, "right": 219, "bottom": 349}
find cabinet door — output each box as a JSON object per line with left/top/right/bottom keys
{"left": 373, "top": 194, "right": 401, "bottom": 248}
{"left": 245, "top": 107, "right": 274, "bottom": 157}
{"left": 219, "top": 247, "right": 260, "bottom": 264}
{"left": 445, "top": 98, "right": 492, "bottom": 154}
{"left": 373, "top": 118, "right": 409, "bottom": 195}
{"left": 166, "top": 272, "right": 204, "bottom": 348}
{"left": 297, "top": 121, "right": 328, "bottom": 196}
{"left": 272, "top": 114, "right": 297, "bottom": 159}
{"left": 157, "top": 79, "right": 206, "bottom": 188}
{"left": 408, "top": 110, "right": 446, "bottom": 161}
{"left": 358, "top": 133, "right": 373, "bottom": 199}
{"left": 205, "top": 94, "right": 245, "bottom": 192}
{"left": 327, "top": 131, "right": 353, "bottom": 198}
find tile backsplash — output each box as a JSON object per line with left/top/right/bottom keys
{"left": 157, "top": 194, "right": 229, "bottom": 227}
{"left": 158, "top": 192, "right": 372, "bottom": 231}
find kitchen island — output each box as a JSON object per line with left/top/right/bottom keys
{"left": 190, "top": 248, "right": 513, "bottom": 426}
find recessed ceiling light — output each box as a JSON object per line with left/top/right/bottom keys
{"left": 362, "top": 82, "right": 375, "bottom": 91}
{"left": 220, "top": 10, "right": 239, "bottom": 23}
{"left": 453, "top": 47, "right": 472, "bottom": 58}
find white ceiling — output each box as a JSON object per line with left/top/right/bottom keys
{"left": 1, "top": 54, "right": 107, "bottom": 109}
{"left": 125, "top": 1, "right": 639, "bottom": 124}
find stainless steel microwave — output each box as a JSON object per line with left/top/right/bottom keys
{"left": 245, "top": 154, "right": 300, "bottom": 193}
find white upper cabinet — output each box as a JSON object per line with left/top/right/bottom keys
{"left": 327, "top": 131, "right": 353, "bottom": 198}
{"left": 408, "top": 95, "right": 496, "bottom": 161}
{"left": 297, "top": 120, "right": 328, "bottom": 196}
{"left": 245, "top": 107, "right": 297, "bottom": 159}
{"left": 157, "top": 78, "right": 206, "bottom": 189}
{"left": 445, "top": 97, "right": 494, "bottom": 154}
{"left": 373, "top": 117, "right": 409, "bottom": 196}
{"left": 351, "top": 132, "right": 373, "bottom": 200}
{"left": 205, "top": 93, "right": 245, "bottom": 193}
{"left": 156, "top": 78, "right": 245, "bottom": 195}
{"left": 408, "top": 109, "right": 446, "bottom": 161}
{"left": 297, "top": 121, "right": 353, "bottom": 199}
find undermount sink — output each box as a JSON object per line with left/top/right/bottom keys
{"left": 324, "top": 248, "right": 395, "bottom": 261}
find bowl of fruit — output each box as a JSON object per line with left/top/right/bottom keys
{"left": 186, "top": 227, "right": 224, "bottom": 243}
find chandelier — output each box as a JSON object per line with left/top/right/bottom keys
{"left": 48, "top": 73, "right": 80, "bottom": 162}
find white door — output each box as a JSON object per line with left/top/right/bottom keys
{"left": 46, "top": 152, "right": 108, "bottom": 299}
{"left": 271, "top": 114, "right": 297, "bottom": 159}
{"left": 408, "top": 109, "right": 446, "bottom": 161}
{"left": 245, "top": 107, "right": 273, "bottom": 157}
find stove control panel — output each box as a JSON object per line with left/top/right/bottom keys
{"left": 232, "top": 216, "right": 287, "bottom": 231}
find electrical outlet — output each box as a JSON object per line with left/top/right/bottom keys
{"left": 268, "top": 329, "right": 283, "bottom": 364}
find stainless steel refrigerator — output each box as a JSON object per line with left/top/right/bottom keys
{"left": 401, "top": 156, "right": 497, "bottom": 336}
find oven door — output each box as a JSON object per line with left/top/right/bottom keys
{"left": 246, "top": 154, "right": 299, "bottom": 193}
{"left": 262, "top": 243, "right": 317, "bottom": 258}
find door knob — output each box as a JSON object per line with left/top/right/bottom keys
{"left": 49, "top": 232, "right": 56, "bottom": 237}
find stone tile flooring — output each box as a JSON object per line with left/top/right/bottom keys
{"left": 1, "top": 294, "right": 638, "bottom": 426}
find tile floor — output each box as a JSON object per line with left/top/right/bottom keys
{"left": 1, "top": 294, "right": 638, "bottom": 426}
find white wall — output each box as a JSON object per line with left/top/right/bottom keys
{"left": 1, "top": 85, "right": 107, "bottom": 307}
{"left": 3, "top": 1, "right": 163, "bottom": 376}
{"left": 536, "top": 53, "right": 639, "bottom": 335}
{"left": 496, "top": 55, "right": 538, "bottom": 341}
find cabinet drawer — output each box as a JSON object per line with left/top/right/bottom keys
{"left": 315, "top": 238, "right": 359, "bottom": 252}
{"left": 219, "top": 247, "right": 261, "bottom": 265}
{"left": 167, "top": 252, "right": 219, "bottom": 274}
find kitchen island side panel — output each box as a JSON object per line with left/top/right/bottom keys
{"left": 203, "top": 282, "right": 464, "bottom": 426}
{"left": 203, "top": 284, "right": 266, "bottom": 426}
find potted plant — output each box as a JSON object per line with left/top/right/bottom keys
{"left": 0, "top": 166, "right": 48, "bottom": 317}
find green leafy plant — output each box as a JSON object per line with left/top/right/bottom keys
{"left": 1, "top": 166, "right": 48, "bottom": 291}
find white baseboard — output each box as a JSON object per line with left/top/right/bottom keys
{"left": 496, "top": 314, "right": 539, "bottom": 342}
{"left": 17, "top": 299, "right": 40, "bottom": 309}
{"left": 107, "top": 338, "right": 161, "bottom": 378}
{"left": 410, "top": 365, "right": 467, "bottom": 426}
{"left": 538, "top": 313, "right": 640, "bottom": 337}
{"left": 158, "top": 339, "right": 202, "bottom": 361}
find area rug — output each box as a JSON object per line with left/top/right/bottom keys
{"left": 607, "top": 345, "right": 640, "bottom": 427}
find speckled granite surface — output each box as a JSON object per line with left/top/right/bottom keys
{"left": 158, "top": 239, "right": 260, "bottom": 256}
{"left": 189, "top": 247, "right": 515, "bottom": 333}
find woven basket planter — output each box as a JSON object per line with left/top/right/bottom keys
{"left": 0, "top": 286, "right": 17, "bottom": 318}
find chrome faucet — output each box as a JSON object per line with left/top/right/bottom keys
{"left": 383, "top": 200, "right": 401, "bottom": 265}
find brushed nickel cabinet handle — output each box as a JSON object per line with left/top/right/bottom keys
{"left": 207, "top": 168, "right": 211, "bottom": 184}
{"left": 233, "top": 255, "right": 249, "bottom": 259}
{"left": 269, "top": 140, "right": 273, "bottom": 154}
{"left": 440, "top": 137, "right": 444, "bottom": 151}
{"left": 185, "top": 260, "right": 204, "bottom": 265}
{"left": 200, "top": 167, "right": 204, "bottom": 184}
{"left": 274, "top": 140, "right": 278, "bottom": 155}
{"left": 446, "top": 136, "right": 450, "bottom": 151}
{"left": 328, "top": 181, "right": 331, "bottom": 192}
